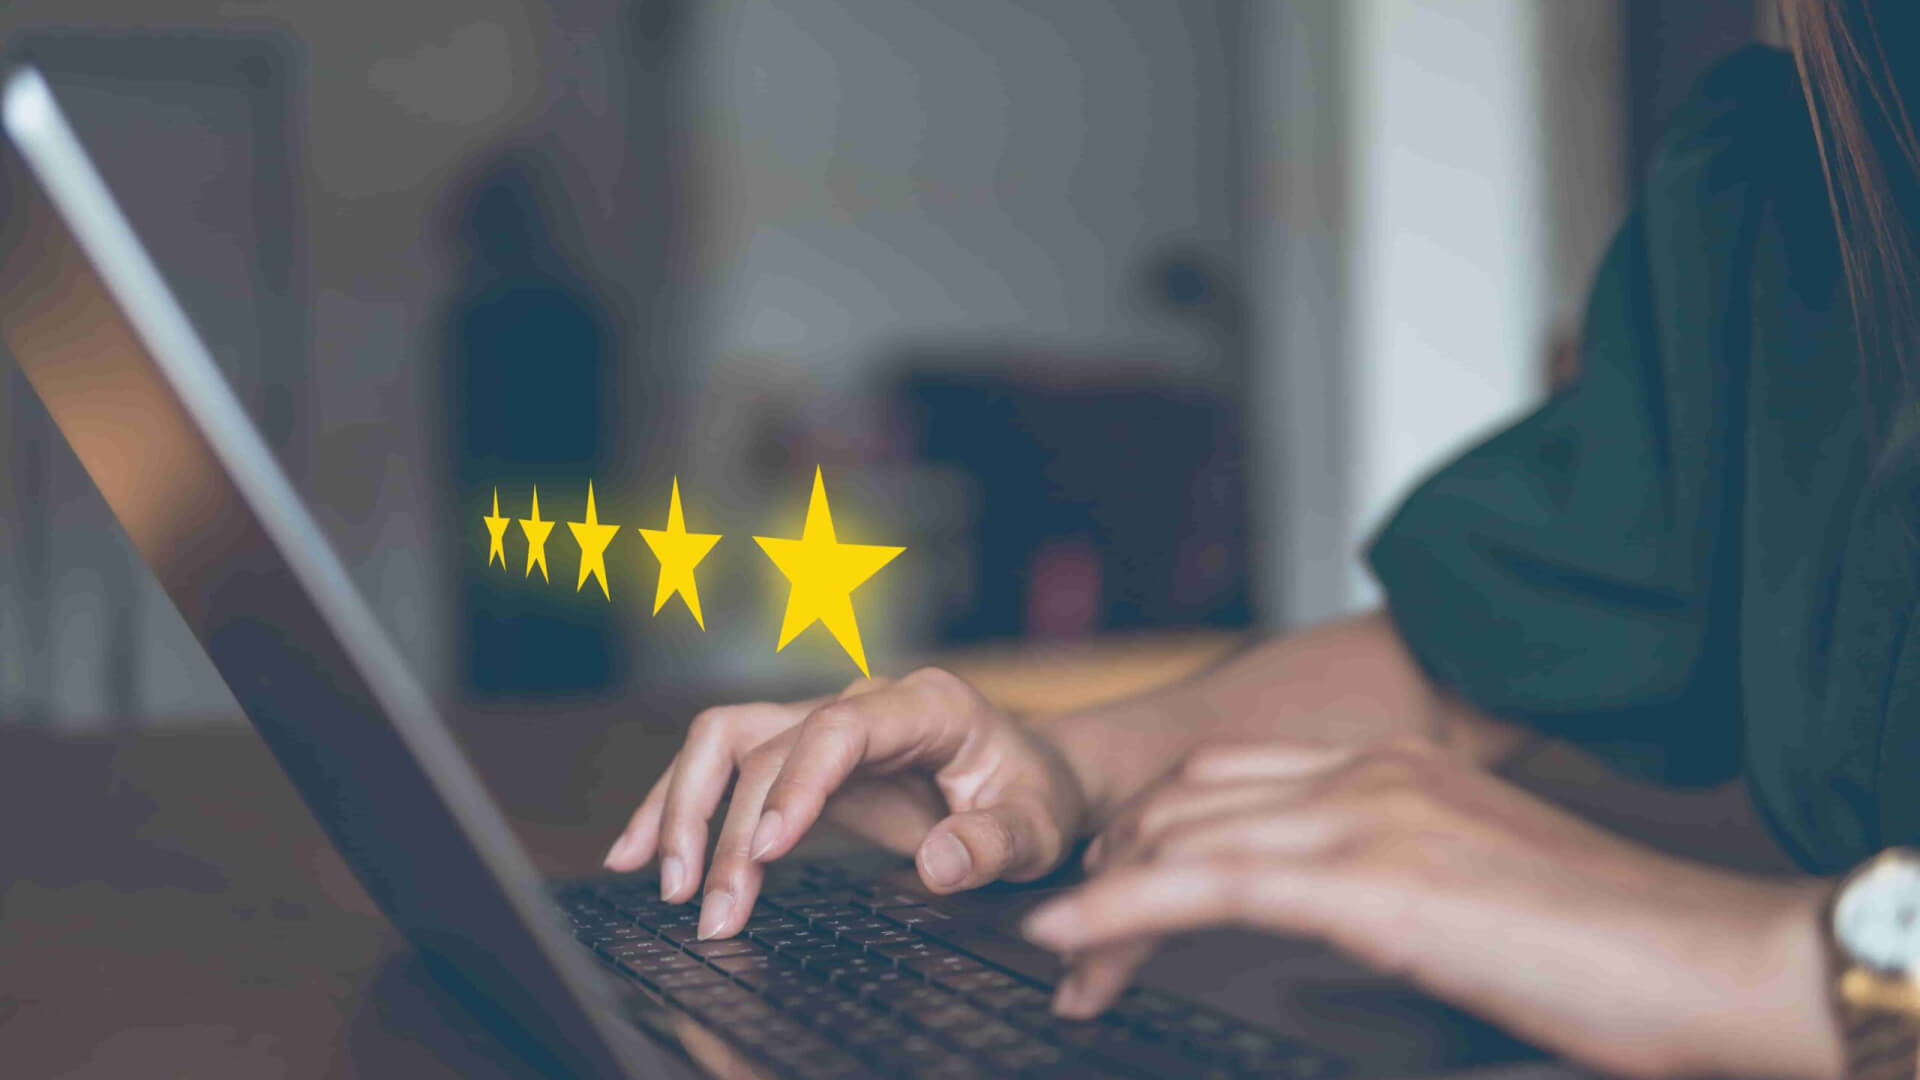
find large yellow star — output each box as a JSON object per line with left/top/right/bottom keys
{"left": 754, "top": 467, "right": 905, "bottom": 677}
{"left": 519, "top": 486, "right": 555, "bottom": 582}
{"left": 638, "top": 477, "right": 722, "bottom": 629}
{"left": 568, "top": 482, "right": 622, "bottom": 601}
{"left": 483, "top": 488, "right": 510, "bottom": 570}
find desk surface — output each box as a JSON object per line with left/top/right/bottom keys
{"left": 0, "top": 679, "right": 1793, "bottom": 1079}
{"left": 0, "top": 701, "right": 710, "bottom": 1079}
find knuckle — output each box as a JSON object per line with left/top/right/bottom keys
{"left": 688, "top": 706, "right": 732, "bottom": 739}
{"left": 905, "top": 665, "right": 977, "bottom": 706}
{"left": 972, "top": 812, "right": 1018, "bottom": 864}
{"left": 806, "top": 701, "right": 863, "bottom": 735}
{"left": 839, "top": 675, "right": 888, "bottom": 698}
{"left": 1206, "top": 854, "right": 1260, "bottom": 917}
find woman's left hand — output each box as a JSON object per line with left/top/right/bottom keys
{"left": 1022, "top": 736, "right": 1842, "bottom": 1080}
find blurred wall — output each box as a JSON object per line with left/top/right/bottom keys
{"left": 0, "top": 1, "right": 1735, "bottom": 723}
{"left": 0, "top": 0, "right": 668, "bottom": 725}
{"left": 686, "top": 0, "right": 1239, "bottom": 385}
{"left": 1249, "top": 0, "right": 1629, "bottom": 626}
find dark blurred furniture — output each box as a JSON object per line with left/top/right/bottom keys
{"left": 0, "top": 643, "right": 1795, "bottom": 1077}
{"left": 443, "top": 153, "right": 628, "bottom": 699}
{"left": 900, "top": 359, "right": 1253, "bottom": 644}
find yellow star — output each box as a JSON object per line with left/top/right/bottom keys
{"left": 638, "top": 477, "right": 723, "bottom": 629}
{"left": 519, "top": 486, "right": 555, "bottom": 582}
{"left": 568, "top": 482, "right": 622, "bottom": 601}
{"left": 754, "top": 467, "right": 905, "bottom": 677}
{"left": 483, "top": 488, "right": 511, "bottom": 570}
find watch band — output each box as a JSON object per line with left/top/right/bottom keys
{"left": 1826, "top": 885, "right": 1920, "bottom": 1080}
{"left": 1834, "top": 996, "right": 1919, "bottom": 1080}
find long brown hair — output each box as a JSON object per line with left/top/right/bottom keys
{"left": 1782, "top": 0, "right": 1920, "bottom": 413}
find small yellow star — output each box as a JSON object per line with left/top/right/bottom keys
{"left": 483, "top": 488, "right": 511, "bottom": 570}
{"left": 568, "top": 482, "right": 622, "bottom": 601}
{"left": 638, "top": 477, "right": 723, "bottom": 629}
{"left": 754, "top": 467, "right": 904, "bottom": 677}
{"left": 519, "top": 486, "right": 555, "bottom": 582}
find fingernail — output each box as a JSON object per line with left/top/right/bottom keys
{"left": 697, "top": 891, "right": 734, "bottom": 940}
{"left": 602, "top": 831, "right": 635, "bottom": 869}
{"left": 1022, "top": 900, "right": 1076, "bottom": 945}
{"left": 1052, "top": 973, "right": 1092, "bottom": 1017}
{"left": 660, "top": 855, "right": 686, "bottom": 901}
{"left": 749, "top": 810, "right": 785, "bottom": 861}
{"left": 920, "top": 831, "right": 971, "bottom": 888}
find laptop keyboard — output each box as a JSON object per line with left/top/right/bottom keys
{"left": 555, "top": 863, "right": 1345, "bottom": 1080}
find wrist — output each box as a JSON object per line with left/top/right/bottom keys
{"left": 1707, "top": 878, "right": 1845, "bottom": 1080}
{"left": 1035, "top": 698, "right": 1198, "bottom": 830}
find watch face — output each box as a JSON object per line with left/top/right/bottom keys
{"left": 1836, "top": 856, "right": 1920, "bottom": 974}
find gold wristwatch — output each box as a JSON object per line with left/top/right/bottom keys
{"left": 1827, "top": 849, "right": 1920, "bottom": 1080}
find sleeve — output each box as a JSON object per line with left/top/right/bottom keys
{"left": 1363, "top": 49, "right": 1797, "bottom": 784}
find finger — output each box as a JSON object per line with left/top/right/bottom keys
{"left": 837, "top": 675, "right": 891, "bottom": 700}
{"left": 1022, "top": 855, "right": 1346, "bottom": 953}
{"left": 658, "top": 704, "right": 804, "bottom": 903}
{"left": 604, "top": 755, "right": 678, "bottom": 871}
{"left": 1104, "top": 801, "right": 1348, "bottom": 871}
{"left": 748, "top": 669, "right": 976, "bottom": 864}
{"left": 1053, "top": 939, "right": 1157, "bottom": 1019}
{"left": 821, "top": 773, "right": 946, "bottom": 854}
{"left": 699, "top": 734, "right": 798, "bottom": 940}
{"left": 1179, "top": 739, "right": 1360, "bottom": 784}
{"left": 918, "top": 797, "right": 1062, "bottom": 892}
{"left": 1088, "top": 779, "right": 1310, "bottom": 873}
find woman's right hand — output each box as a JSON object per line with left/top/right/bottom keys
{"left": 602, "top": 666, "right": 1091, "bottom": 941}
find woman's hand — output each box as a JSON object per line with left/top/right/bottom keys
{"left": 1024, "top": 736, "right": 1843, "bottom": 1080}
{"left": 602, "top": 667, "right": 1089, "bottom": 941}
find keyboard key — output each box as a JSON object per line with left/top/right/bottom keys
{"left": 939, "top": 970, "right": 1019, "bottom": 995}
{"left": 601, "top": 939, "right": 673, "bottom": 965}
{"left": 568, "top": 866, "right": 1344, "bottom": 1080}
{"left": 670, "top": 982, "right": 758, "bottom": 1011}
{"left": 984, "top": 1039, "right": 1068, "bottom": 1072}
{"left": 914, "top": 1001, "right": 996, "bottom": 1033}
{"left": 684, "top": 937, "right": 760, "bottom": 959}
{"left": 1082, "top": 1025, "right": 1219, "bottom": 1079}
{"left": 876, "top": 905, "right": 950, "bottom": 925}
{"left": 882, "top": 984, "right": 958, "bottom": 1017}
{"left": 744, "top": 915, "right": 805, "bottom": 934}
{"left": 847, "top": 968, "right": 913, "bottom": 998}
{"left": 874, "top": 940, "right": 941, "bottom": 963}
{"left": 972, "top": 984, "right": 1050, "bottom": 1012}
{"left": 648, "top": 966, "right": 729, "bottom": 991}
{"left": 845, "top": 929, "right": 918, "bottom": 948}
{"left": 948, "top": 1019, "right": 1023, "bottom": 1051}
{"left": 711, "top": 952, "right": 772, "bottom": 972}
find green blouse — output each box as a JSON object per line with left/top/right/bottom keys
{"left": 1367, "top": 46, "right": 1920, "bottom": 873}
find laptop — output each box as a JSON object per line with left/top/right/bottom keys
{"left": 0, "top": 62, "right": 1539, "bottom": 1079}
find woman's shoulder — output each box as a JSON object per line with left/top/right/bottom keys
{"left": 1632, "top": 44, "right": 1841, "bottom": 320}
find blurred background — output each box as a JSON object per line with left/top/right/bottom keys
{"left": 0, "top": 0, "right": 1775, "bottom": 729}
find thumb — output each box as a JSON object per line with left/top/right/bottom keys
{"left": 917, "top": 798, "right": 1064, "bottom": 893}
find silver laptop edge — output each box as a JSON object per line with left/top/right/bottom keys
{"left": 0, "top": 64, "right": 667, "bottom": 1078}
